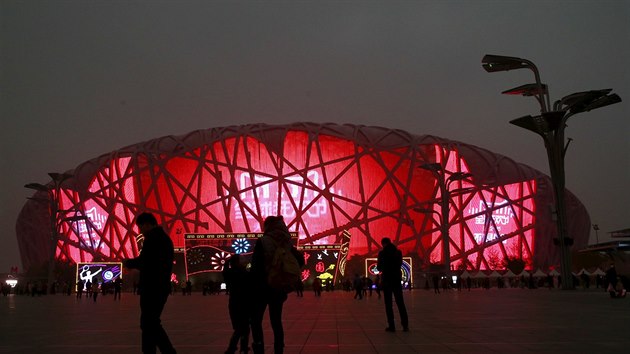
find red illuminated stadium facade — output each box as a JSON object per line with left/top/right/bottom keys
{"left": 17, "top": 123, "right": 590, "bottom": 274}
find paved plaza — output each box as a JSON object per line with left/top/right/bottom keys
{"left": 1, "top": 288, "right": 629, "bottom": 353}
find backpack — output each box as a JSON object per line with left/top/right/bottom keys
{"left": 267, "top": 239, "right": 302, "bottom": 293}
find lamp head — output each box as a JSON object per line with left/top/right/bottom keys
{"left": 502, "top": 83, "right": 548, "bottom": 97}
{"left": 24, "top": 182, "right": 50, "bottom": 192}
{"left": 579, "top": 93, "right": 621, "bottom": 113}
{"left": 48, "top": 171, "right": 74, "bottom": 183}
{"left": 557, "top": 89, "right": 621, "bottom": 115}
{"left": 419, "top": 162, "right": 443, "bottom": 173}
{"left": 482, "top": 54, "right": 531, "bottom": 72}
{"left": 509, "top": 111, "right": 565, "bottom": 136}
{"left": 449, "top": 172, "right": 473, "bottom": 182}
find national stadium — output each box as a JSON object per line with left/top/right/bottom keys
{"left": 17, "top": 123, "right": 590, "bottom": 278}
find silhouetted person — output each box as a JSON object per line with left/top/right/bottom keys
{"left": 295, "top": 280, "right": 304, "bottom": 297}
{"left": 76, "top": 281, "right": 84, "bottom": 299}
{"left": 374, "top": 275, "right": 382, "bottom": 299}
{"left": 185, "top": 280, "right": 192, "bottom": 295}
{"left": 432, "top": 275, "right": 440, "bottom": 294}
{"left": 353, "top": 274, "right": 363, "bottom": 300}
{"left": 91, "top": 280, "right": 99, "bottom": 302}
{"left": 114, "top": 277, "right": 122, "bottom": 300}
{"left": 312, "top": 278, "right": 322, "bottom": 297}
{"left": 325, "top": 279, "right": 334, "bottom": 292}
{"left": 250, "top": 216, "right": 304, "bottom": 354}
{"left": 606, "top": 264, "right": 618, "bottom": 290}
{"left": 180, "top": 281, "right": 186, "bottom": 295}
{"left": 377, "top": 237, "right": 408, "bottom": 332}
{"left": 222, "top": 254, "right": 252, "bottom": 354}
{"left": 366, "top": 277, "right": 374, "bottom": 297}
{"left": 123, "top": 212, "right": 176, "bottom": 354}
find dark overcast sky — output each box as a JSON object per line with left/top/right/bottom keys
{"left": 1, "top": 0, "right": 628, "bottom": 271}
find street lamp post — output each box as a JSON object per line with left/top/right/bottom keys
{"left": 592, "top": 224, "right": 600, "bottom": 245}
{"left": 24, "top": 172, "right": 73, "bottom": 293}
{"left": 417, "top": 163, "right": 472, "bottom": 275}
{"left": 482, "top": 54, "right": 621, "bottom": 290}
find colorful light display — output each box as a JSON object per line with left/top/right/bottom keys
{"left": 75, "top": 262, "right": 122, "bottom": 291}
{"left": 183, "top": 232, "right": 298, "bottom": 276}
{"left": 299, "top": 244, "right": 346, "bottom": 288}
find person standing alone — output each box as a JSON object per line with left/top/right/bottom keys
{"left": 377, "top": 237, "right": 408, "bottom": 332}
{"left": 124, "top": 212, "right": 176, "bottom": 354}
{"left": 113, "top": 276, "right": 122, "bottom": 300}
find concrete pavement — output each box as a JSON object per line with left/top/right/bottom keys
{"left": 1, "top": 288, "right": 629, "bottom": 353}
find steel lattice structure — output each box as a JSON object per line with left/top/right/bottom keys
{"left": 17, "top": 123, "right": 590, "bottom": 272}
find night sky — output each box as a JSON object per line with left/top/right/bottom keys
{"left": 1, "top": 1, "right": 628, "bottom": 272}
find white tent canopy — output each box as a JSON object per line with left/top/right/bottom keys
{"left": 472, "top": 271, "right": 488, "bottom": 279}
{"left": 488, "top": 270, "right": 503, "bottom": 278}
{"left": 532, "top": 269, "right": 547, "bottom": 277}
{"left": 460, "top": 270, "right": 473, "bottom": 278}
{"left": 516, "top": 270, "right": 530, "bottom": 277}
{"left": 591, "top": 268, "right": 606, "bottom": 276}
{"left": 503, "top": 269, "right": 517, "bottom": 277}
{"left": 577, "top": 268, "right": 591, "bottom": 276}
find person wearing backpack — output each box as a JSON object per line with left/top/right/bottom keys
{"left": 250, "top": 216, "right": 304, "bottom": 354}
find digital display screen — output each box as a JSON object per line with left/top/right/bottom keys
{"left": 75, "top": 262, "right": 122, "bottom": 291}
{"left": 183, "top": 232, "right": 299, "bottom": 275}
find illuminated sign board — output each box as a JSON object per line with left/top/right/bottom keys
{"left": 183, "top": 232, "right": 298, "bottom": 275}
{"left": 364, "top": 257, "right": 413, "bottom": 286}
{"left": 75, "top": 262, "right": 122, "bottom": 291}
{"left": 298, "top": 244, "right": 345, "bottom": 287}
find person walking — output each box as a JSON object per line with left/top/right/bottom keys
{"left": 76, "top": 280, "right": 84, "bottom": 299}
{"left": 250, "top": 216, "right": 304, "bottom": 354}
{"left": 91, "top": 280, "right": 100, "bottom": 302}
{"left": 295, "top": 279, "right": 304, "bottom": 297}
{"left": 352, "top": 274, "right": 363, "bottom": 300}
{"left": 223, "top": 254, "right": 252, "bottom": 354}
{"left": 113, "top": 276, "right": 122, "bottom": 300}
{"left": 377, "top": 237, "right": 408, "bottom": 332}
{"left": 123, "top": 212, "right": 176, "bottom": 354}
{"left": 312, "top": 278, "right": 322, "bottom": 297}
{"left": 432, "top": 274, "right": 440, "bottom": 294}
{"left": 374, "top": 274, "right": 381, "bottom": 299}
{"left": 606, "top": 264, "right": 618, "bottom": 290}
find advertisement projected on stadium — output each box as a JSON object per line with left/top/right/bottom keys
{"left": 75, "top": 262, "right": 122, "bottom": 291}
{"left": 231, "top": 169, "right": 338, "bottom": 245}
{"left": 464, "top": 185, "right": 534, "bottom": 245}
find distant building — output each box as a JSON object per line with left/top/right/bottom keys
{"left": 610, "top": 228, "right": 630, "bottom": 238}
